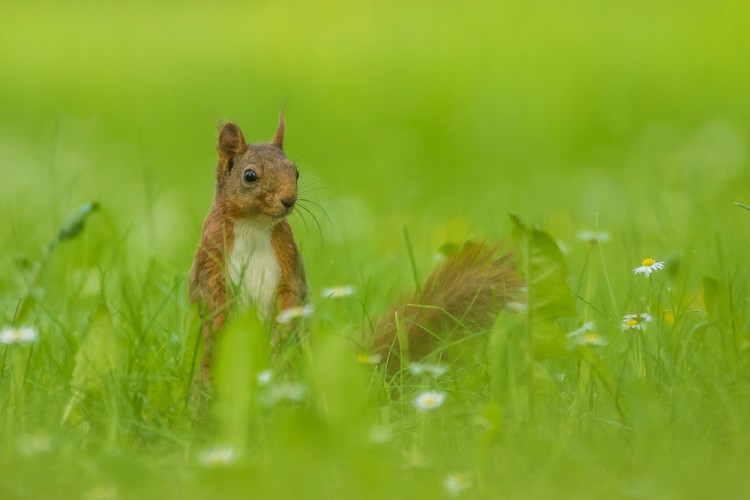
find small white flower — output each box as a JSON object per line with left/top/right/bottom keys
{"left": 409, "top": 362, "right": 449, "bottom": 378}
{"left": 444, "top": 472, "right": 473, "bottom": 495}
{"left": 256, "top": 369, "right": 273, "bottom": 386}
{"left": 506, "top": 301, "right": 527, "bottom": 312}
{"left": 413, "top": 390, "right": 446, "bottom": 411}
{"left": 622, "top": 313, "right": 653, "bottom": 331}
{"left": 567, "top": 322, "right": 608, "bottom": 347}
{"left": 356, "top": 352, "right": 383, "bottom": 365}
{"left": 198, "top": 446, "right": 237, "bottom": 468}
{"left": 321, "top": 285, "right": 355, "bottom": 299}
{"left": 0, "top": 326, "right": 39, "bottom": 345}
{"left": 268, "top": 381, "right": 307, "bottom": 402}
{"left": 633, "top": 258, "right": 665, "bottom": 277}
{"left": 276, "top": 304, "right": 314, "bottom": 324}
{"left": 576, "top": 230, "right": 611, "bottom": 243}
{"left": 369, "top": 425, "right": 393, "bottom": 444}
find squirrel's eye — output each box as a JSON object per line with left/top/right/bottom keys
{"left": 243, "top": 169, "right": 258, "bottom": 183}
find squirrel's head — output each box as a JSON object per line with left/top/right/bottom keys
{"left": 214, "top": 116, "right": 299, "bottom": 224}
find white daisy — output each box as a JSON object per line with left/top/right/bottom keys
{"left": 256, "top": 369, "right": 273, "bottom": 386}
{"left": 633, "top": 258, "right": 665, "bottom": 277}
{"left": 368, "top": 425, "right": 394, "bottom": 444}
{"left": 0, "top": 326, "right": 39, "bottom": 345}
{"left": 321, "top": 285, "right": 355, "bottom": 299}
{"left": 506, "top": 301, "right": 527, "bottom": 312}
{"left": 413, "top": 390, "right": 446, "bottom": 411}
{"left": 444, "top": 472, "right": 473, "bottom": 495}
{"left": 355, "top": 352, "right": 383, "bottom": 365}
{"left": 409, "top": 362, "right": 449, "bottom": 378}
{"left": 566, "top": 322, "right": 608, "bottom": 347}
{"left": 267, "top": 381, "right": 307, "bottom": 402}
{"left": 198, "top": 446, "right": 237, "bottom": 468}
{"left": 276, "top": 304, "right": 314, "bottom": 324}
{"left": 576, "top": 230, "right": 611, "bottom": 243}
{"left": 621, "top": 313, "right": 653, "bottom": 331}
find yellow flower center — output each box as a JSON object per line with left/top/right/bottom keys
{"left": 642, "top": 258, "right": 655, "bottom": 267}
{"left": 584, "top": 332, "right": 600, "bottom": 343}
{"left": 626, "top": 319, "right": 638, "bottom": 327}
{"left": 664, "top": 311, "right": 675, "bottom": 326}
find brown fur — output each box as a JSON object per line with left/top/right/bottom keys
{"left": 190, "top": 116, "right": 520, "bottom": 381}
{"left": 373, "top": 242, "right": 522, "bottom": 374}
{"left": 189, "top": 117, "right": 306, "bottom": 379}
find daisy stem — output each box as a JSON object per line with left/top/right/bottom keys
{"left": 579, "top": 248, "right": 597, "bottom": 401}
{"left": 595, "top": 214, "right": 618, "bottom": 320}
{"left": 583, "top": 246, "right": 597, "bottom": 323}
{"left": 636, "top": 333, "right": 646, "bottom": 378}
{"left": 3, "top": 347, "right": 26, "bottom": 459}
{"left": 628, "top": 329, "right": 646, "bottom": 378}
{"left": 552, "top": 355, "right": 591, "bottom": 461}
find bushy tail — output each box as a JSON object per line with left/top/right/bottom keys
{"left": 373, "top": 242, "right": 523, "bottom": 373}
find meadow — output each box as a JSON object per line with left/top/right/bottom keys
{"left": 2, "top": 1, "right": 750, "bottom": 498}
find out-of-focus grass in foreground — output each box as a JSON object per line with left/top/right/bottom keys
{"left": 1, "top": 1, "right": 750, "bottom": 498}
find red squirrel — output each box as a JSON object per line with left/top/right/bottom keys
{"left": 189, "top": 115, "right": 307, "bottom": 378}
{"left": 190, "top": 115, "right": 522, "bottom": 379}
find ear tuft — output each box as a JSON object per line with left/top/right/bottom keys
{"left": 271, "top": 110, "right": 285, "bottom": 150}
{"left": 217, "top": 122, "right": 248, "bottom": 159}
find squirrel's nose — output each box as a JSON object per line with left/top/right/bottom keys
{"left": 281, "top": 195, "right": 297, "bottom": 209}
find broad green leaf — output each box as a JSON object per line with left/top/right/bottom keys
{"left": 62, "top": 302, "right": 119, "bottom": 423}
{"left": 510, "top": 214, "right": 577, "bottom": 359}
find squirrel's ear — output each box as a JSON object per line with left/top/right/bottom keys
{"left": 271, "top": 111, "right": 285, "bottom": 150}
{"left": 217, "top": 122, "right": 248, "bottom": 160}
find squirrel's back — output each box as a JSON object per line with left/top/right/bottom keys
{"left": 373, "top": 242, "right": 522, "bottom": 373}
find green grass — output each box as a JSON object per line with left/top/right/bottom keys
{"left": 2, "top": 0, "right": 750, "bottom": 498}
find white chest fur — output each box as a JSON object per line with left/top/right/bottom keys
{"left": 228, "top": 220, "right": 281, "bottom": 318}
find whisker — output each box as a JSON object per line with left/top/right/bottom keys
{"left": 298, "top": 197, "right": 333, "bottom": 226}
{"left": 298, "top": 183, "right": 337, "bottom": 203}
{"left": 295, "top": 202, "right": 314, "bottom": 244}
{"left": 299, "top": 177, "right": 325, "bottom": 188}
{"left": 295, "top": 202, "right": 324, "bottom": 246}
{"left": 298, "top": 184, "right": 329, "bottom": 196}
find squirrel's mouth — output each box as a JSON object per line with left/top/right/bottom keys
{"left": 269, "top": 207, "right": 293, "bottom": 220}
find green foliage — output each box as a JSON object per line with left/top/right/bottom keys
{"left": 307, "top": 332, "right": 370, "bottom": 427}
{"left": 212, "top": 310, "right": 268, "bottom": 453}
{"left": 702, "top": 276, "right": 750, "bottom": 376}
{"left": 62, "top": 302, "right": 119, "bottom": 425}
{"left": 2, "top": 0, "right": 750, "bottom": 498}
{"left": 510, "top": 214, "right": 577, "bottom": 358}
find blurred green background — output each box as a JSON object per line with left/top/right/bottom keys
{"left": 2, "top": 0, "right": 748, "bottom": 271}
